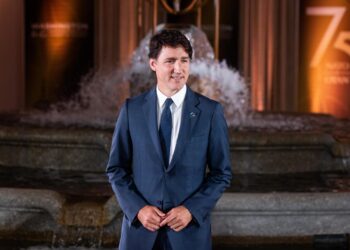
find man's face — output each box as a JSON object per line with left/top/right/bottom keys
{"left": 149, "top": 46, "right": 190, "bottom": 97}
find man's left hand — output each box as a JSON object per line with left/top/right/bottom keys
{"left": 160, "top": 206, "right": 192, "bottom": 232}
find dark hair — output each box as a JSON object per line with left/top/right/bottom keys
{"left": 148, "top": 29, "right": 193, "bottom": 59}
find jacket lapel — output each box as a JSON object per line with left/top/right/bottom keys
{"left": 142, "top": 88, "right": 164, "bottom": 166}
{"left": 167, "top": 88, "right": 200, "bottom": 172}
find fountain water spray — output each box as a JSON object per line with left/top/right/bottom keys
{"left": 21, "top": 25, "right": 250, "bottom": 129}
{"left": 21, "top": 24, "right": 313, "bottom": 131}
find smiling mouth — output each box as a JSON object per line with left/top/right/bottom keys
{"left": 171, "top": 75, "right": 183, "bottom": 81}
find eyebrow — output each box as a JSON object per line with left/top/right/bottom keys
{"left": 164, "top": 56, "right": 190, "bottom": 60}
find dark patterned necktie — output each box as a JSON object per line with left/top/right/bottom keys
{"left": 159, "top": 98, "right": 173, "bottom": 167}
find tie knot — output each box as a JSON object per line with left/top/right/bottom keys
{"left": 164, "top": 98, "right": 173, "bottom": 109}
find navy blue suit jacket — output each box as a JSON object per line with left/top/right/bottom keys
{"left": 106, "top": 87, "right": 232, "bottom": 250}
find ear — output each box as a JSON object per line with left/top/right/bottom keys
{"left": 149, "top": 58, "right": 157, "bottom": 71}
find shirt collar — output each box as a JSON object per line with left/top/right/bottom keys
{"left": 156, "top": 85, "right": 187, "bottom": 108}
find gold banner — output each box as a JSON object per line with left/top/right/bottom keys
{"left": 299, "top": 0, "right": 350, "bottom": 118}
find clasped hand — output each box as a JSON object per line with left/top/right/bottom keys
{"left": 137, "top": 205, "right": 192, "bottom": 232}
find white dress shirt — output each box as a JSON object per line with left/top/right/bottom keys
{"left": 156, "top": 85, "right": 187, "bottom": 164}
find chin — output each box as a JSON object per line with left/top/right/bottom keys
{"left": 171, "top": 83, "right": 185, "bottom": 91}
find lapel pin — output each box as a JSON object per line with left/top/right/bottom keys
{"left": 190, "top": 112, "right": 197, "bottom": 118}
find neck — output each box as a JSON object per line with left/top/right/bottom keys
{"left": 157, "top": 86, "right": 182, "bottom": 97}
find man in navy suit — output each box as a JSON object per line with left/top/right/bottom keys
{"left": 106, "top": 29, "right": 232, "bottom": 250}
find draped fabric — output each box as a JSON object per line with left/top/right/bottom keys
{"left": 240, "top": 0, "right": 300, "bottom": 112}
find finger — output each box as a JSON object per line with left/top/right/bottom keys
{"left": 160, "top": 213, "right": 176, "bottom": 226}
{"left": 167, "top": 217, "right": 180, "bottom": 227}
{"left": 159, "top": 218, "right": 168, "bottom": 227}
{"left": 169, "top": 221, "right": 182, "bottom": 230}
{"left": 148, "top": 209, "right": 165, "bottom": 223}
{"left": 147, "top": 217, "right": 161, "bottom": 226}
{"left": 160, "top": 214, "right": 168, "bottom": 223}
{"left": 144, "top": 221, "right": 160, "bottom": 231}
{"left": 153, "top": 207, "right": 166, "bottom": 217}
{"left": 145, "top": 225, "right": 158, "bottom": 232}
{"left": 140, "top": 213, "right": 161, "bottom": 226}
{"left": 173, "top": 224, "right": 185, "bottom": 232}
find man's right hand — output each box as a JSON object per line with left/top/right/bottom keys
{"left": 137, "top": 205, "right": 165, "bottom": 232}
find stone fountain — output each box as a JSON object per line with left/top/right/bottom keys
{"left": 1, "top": 25, "right": 350, "bottom": 249}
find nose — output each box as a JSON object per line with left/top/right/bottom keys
{"left": 173, "top": 60, "right": 181, "bottom": 73}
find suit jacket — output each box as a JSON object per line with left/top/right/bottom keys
{"left": 106, "top": 86, "right": 232, "bottom": 250}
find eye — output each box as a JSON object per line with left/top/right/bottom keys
{"left": 165, "top": 59, "right": 175, "bottom": 64}
{"left": 181, "top": 58, "right": 189, "bottom": 63}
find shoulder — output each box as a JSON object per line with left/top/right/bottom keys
{"left": 124, "top": 88, "right": 155, "bottom": 107}
{"left": 189, "top": 88, "right": 221, "bottom": 111}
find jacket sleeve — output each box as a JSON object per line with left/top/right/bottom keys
{"left": 183, "top": 103, "right": 232, "bottom": 225}
{"left": 106, "top": 100, "right": 148, "bottom": 226}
